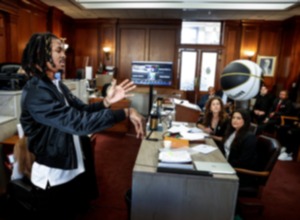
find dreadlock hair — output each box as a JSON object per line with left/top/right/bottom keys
{"left": 21, "top": 32, "right": 59, "bottom": 80}
{"left": 202, "top": 96, "right": 228, "bottom": 127}
{"left": 223, "top": 108, "right": 251, "bottom": 149}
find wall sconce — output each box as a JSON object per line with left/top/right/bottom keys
{"left": 103, "top": 47, "right": 111, "bottom": 60}
{"left": 244, "top": 50, "right": 255, "bottom": 60}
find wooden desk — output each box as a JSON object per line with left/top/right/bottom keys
{"left": 175, "top": 102, "right": 201, "bottom": 123}
{"left": 0, "top": 134, "right": 19, "bottom": 193}
{"left": 131, "top": 127, "right": 238, "bottom": 220}
{"left": 0, "top": 134, "right": 19, "bottom": 155}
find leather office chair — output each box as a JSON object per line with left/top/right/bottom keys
{"left": 0, "top": 63, "right": 21, "bottom": 73}
{"left": 0, "top": 62, "right": 26, "bottom": 90}
{"left": 235, "top": 135, "right": 281, "bottom": 216}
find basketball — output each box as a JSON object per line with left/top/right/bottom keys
{"left": 220, "top": 59, "right": 263, "bottom": 101}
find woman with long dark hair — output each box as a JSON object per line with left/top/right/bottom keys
{"left": 222, "top": 109, "right": 257, "bottom": 186}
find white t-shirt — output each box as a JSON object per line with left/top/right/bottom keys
{"left": 31, "top": 79, "right": 85, "bottom": 189}
{"left": 224, "top": 132, "right": 236, "bottom": 159}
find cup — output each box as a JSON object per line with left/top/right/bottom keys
{"left": 163, "top": 140, "right": 172, "bottom": 149}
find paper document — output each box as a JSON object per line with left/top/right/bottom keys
{"left": 159, "top": 151, "right": 192, "bottom": 163}
{"left": 180, "top": 132, "right": 209, "bottom": 141}
{"left": 190, "top": 144, "right": 217, "bottom": 154}
{"left": 188, "top": 127, "right": 203, "bottom": 133}
{"left": 167, "top": 124, "right": 190, "bottom": 133}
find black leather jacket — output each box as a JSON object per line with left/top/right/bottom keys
{"left": 20, "top": 77, "right": 126, "bottom": 169}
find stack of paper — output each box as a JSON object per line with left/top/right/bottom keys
{"left": 190, "top": 144, "right": 217, "bottom": 154}
{"left": 159, "top": 150, "right": 192, "bottom": 163}
{"left": 180, "top": 132, "right": 209, "bottom": 141}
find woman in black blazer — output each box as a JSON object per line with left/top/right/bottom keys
{"left": 222, "top": 109, "right": 258, "bottom": 187}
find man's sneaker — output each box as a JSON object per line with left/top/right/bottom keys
{"left": 278, "top": 152, "right": 293, "bottom": 161}
{"left": 280, "top": 146, "right": 286, "bottom": 153}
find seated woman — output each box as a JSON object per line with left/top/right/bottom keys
{"left": 196, "top": 97, "right": 229, "bottom": 148}
{"left": 222, "top": 109, "right": 258, "bottom": 187}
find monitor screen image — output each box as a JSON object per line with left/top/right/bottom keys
{"left": 131, "top": 61, "right": 173, "bottom": 86}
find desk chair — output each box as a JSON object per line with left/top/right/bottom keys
{"left": 235, "top": 135, "right": 281, "bottom": 216}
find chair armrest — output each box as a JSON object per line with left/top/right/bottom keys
{"left": 234, "top": 167, "right": 270, "bottom": 177}
{"left": 280, "top": 116, "right": 299, "bottom": 126}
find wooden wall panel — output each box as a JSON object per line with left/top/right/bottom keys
{"left": 240, "top": 22, "right": 260, "bottom": 59}
{"left": 117, "top": 22, "right": 180, "bottom": 84}
{"left": 62, "top": 20, "right": 76, "bottom": 78}
{"left": 223, "top": 21, "right": 241, "bottom": 66}
{"left": 257, "top": 23, "right": 282, "bottom": 90}
{"left": 74, "top": 26, "right": 98, "bottom": 76}
{"left": 49, "top": 7, "right": 63, "bottom": 37}
{"left": 31, "top": 12, "right": 47, "bottom": 33}
{"left": 258, "top": 28, "right": 282, "bottom": 55}
{"left": 100, "top": 25, "right": 116, "bottom": 67}
{"left": 6, "top": 14, "right": 18, "bottom": 62}
{"left": 118, "top": 28, "right": 147, "bottom": 81}
{"left": 149, "top": 29, "right": 176, "bottom": 62}
{"left": 285, "top": 19, "right": 300, "bottom": 89}
{"left": 17, "top": 9, "right": 33, "bottom": 62}
{"left": 0, "top": 13, "right": 6, "bottom": 62}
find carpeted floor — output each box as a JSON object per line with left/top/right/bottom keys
{"left": 83, "top": 131, "right": 141, "bottom": 220}
{"left": 83, "top": 131, "right": 300, "bottom": 220}
{"left": 243, "top": 160, "right": 300, "bottom": 220}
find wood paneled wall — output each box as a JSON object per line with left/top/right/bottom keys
{"left": 0, "top": 1, "right": 300, "bottom": 93}
{"left": 71, "top": 19, "right": 117, "bottom": 79}
{"left": 223, "top": 21, "right": 242, "bottom": 66}
{"left": 238, "top": 21, "right": 283, "bottom": 91}
{"left": 280, "top": 17, "right": 300, "bottom": 90}
{"left": 117, "top": 20, "right": 180, "bottom": 84}
{"left": 0, "top": 13, "right": 6, "bottom": 62}
{"left": 0, "top": 0, "right": 48, "bottom": 63}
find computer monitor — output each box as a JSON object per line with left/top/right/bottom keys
{"left": 131, "top": 61, "right": 173, "bottom": 86}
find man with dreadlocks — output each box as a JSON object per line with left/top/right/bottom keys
{"left": 18, "top": 32, "right": 144, "bottom": 219}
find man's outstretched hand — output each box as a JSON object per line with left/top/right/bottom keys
{"left": 104, "top": 79, "right": 136, "bottom": 107}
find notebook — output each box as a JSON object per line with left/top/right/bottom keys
{"left": 193, "top": 161, "right": 236, "bottom": 174}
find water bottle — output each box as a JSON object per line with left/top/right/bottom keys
{"left": 168, "top": 114, "right": 172, "bottom": 128}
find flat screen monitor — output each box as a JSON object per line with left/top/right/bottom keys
{"left": 131, "top": 61, "right": 173, "bottom": 86}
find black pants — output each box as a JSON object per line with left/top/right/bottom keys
{"left": 277, "top": 126, "right": 300, "bottom": 154}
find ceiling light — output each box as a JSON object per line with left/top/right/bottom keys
{"left": 74, "top": 0, "right": 297, "bottom": 10}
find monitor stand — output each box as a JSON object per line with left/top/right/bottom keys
{"left": 148, "top": 85, "right": 154, "bottom": 116}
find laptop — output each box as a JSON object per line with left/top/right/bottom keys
{"left": 193, "top": 161, "right": 236, "bottom": 174}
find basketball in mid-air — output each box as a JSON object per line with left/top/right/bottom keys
{"left": 220, "top": 59, "right": 263, "bottom": 101}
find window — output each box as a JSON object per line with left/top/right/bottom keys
{"left": 199, "top": 52, "right": 218, "bottom": 91}
{"left": 179, "top": 51, "right": 197, "bottom": 91}
{"left": 181, "top": 21, "right": 221, "bottom": 45}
